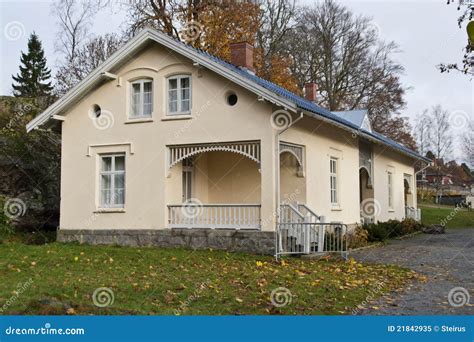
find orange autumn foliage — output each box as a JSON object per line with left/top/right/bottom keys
{"left": 198, "top": 1, "right": 299, "bottom": 94}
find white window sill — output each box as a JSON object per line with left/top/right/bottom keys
{"left": 388, "top": 209, "right": 395, "bottom": 213}
{"left": 125, "top": 118, "right": 154, "bottom": 124}
{"left": 331, "top": 205, "right": 342, "bottom": 211}
{"left": 161, "top": 115, "right": 192, "bottom": 121}
{"left": 93, "top": 208, "right": 126, "bottom": 213}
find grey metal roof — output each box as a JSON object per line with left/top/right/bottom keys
{"left": 183, "top": 40, "right": 429, "bottom": 162}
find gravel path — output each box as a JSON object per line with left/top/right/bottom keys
{"left": 350, "top": 228, "right": 474, "bottom": 315}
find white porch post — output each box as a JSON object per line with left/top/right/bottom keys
{"left": 260, "top": 136, "right": 277, "bottom": 231}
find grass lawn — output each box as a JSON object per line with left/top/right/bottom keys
{"left": 420, "top": 204, "right": 474, "bottom": 229}
{"left": 0, "top": 239, "right": 421, "bottom": 315}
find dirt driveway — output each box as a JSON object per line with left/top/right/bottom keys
{"left": 350, "top": 228, "right": 474, "bottom": 315}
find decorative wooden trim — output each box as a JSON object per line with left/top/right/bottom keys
{"left": 279, "top": 141, "right": 305, "bottom": 176}
{"left": 168, "top": 140, "right": 260, "bottom": 169}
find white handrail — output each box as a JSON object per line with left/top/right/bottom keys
{"left": 168, "top": 204, "right": 261, "bottom": 229}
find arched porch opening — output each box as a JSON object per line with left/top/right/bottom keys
{"left": 166, "top": 141, "right": 262, "bottom": 229}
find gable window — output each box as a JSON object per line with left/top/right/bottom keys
{"left": 100, "top": 154, "right": 125, "bottom": 208}
{"left": 130, "top": 79, "right": 153, "bottom": 118}
{"left": 388, "top": 171, "right": 393, "bottom": 209}
{"left": 330, "top": 157, "right": 338, "bottom": 205}
{"left": 167, "top": 75, "right": 191, "bottom": 115}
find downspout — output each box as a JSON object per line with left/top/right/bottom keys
{"left": 275, "top": 111, "right": 304, "bottom": 260}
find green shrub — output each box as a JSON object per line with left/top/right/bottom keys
{"left": 363, "top": 218, "right": 424, "bottom": 242}
{"left": 0, "top": 196, "right": 14, "bottom": 238}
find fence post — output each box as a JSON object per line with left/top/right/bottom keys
{"left": 318, "top": 216, "right": 326, "bottom": 252}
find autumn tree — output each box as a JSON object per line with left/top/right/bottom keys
{"left": 125, "top": 0, "right": 299, "bottom": 92}
{"left": 285, "top": 0, "right": 414, "bottom": 148}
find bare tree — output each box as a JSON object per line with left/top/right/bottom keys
{"left": 256, "top": 0, "right": 297, "bottom": 79}
{"left": 55, "top": 33, "right": 124, "bottom": 95}
{"left": 125, "top": 0, "right": 208, "bottom": 39}
{"left": 286, "top": 0, "right": 413, "bottom": 147}
{"left": 461, "top": 119, "right": 474, "bottom": 168}
{"left": 428, "top": 105, "right": 454, "bottom": 202}
{"left": 52, "top": 0, "right": 101, "bottom": 63}
{"left": 52, "top": 0, "right": 112, "bottom": 94}
{"left": 413, "top": 109, "right": 432, "bottom": 156}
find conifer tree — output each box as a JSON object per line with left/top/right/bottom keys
{"left": 12, "top": 33, "right": 53, "bottom": 97}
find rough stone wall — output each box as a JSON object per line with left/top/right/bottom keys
{"left": 57, "top": 229, "right": 276, "bottom": 255}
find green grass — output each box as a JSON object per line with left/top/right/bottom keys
{"left": 0, "top": 239, "right": 419, "bottom": 315}
{"left": 420, "top": 204, "right": 474, "bottom": 229}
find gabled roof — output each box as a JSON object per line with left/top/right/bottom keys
{"left": 27, "top": 28, "right": 430, "bottom": 163}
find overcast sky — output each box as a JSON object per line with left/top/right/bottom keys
{"left": 0, "top": 0, "right": 472, "bottom": 160}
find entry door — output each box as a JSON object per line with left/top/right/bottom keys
{"left": 182, "top": 158, "right": 194, "bottom": 202}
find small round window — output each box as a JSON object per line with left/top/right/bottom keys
{"left": 92, "top": 104, "right": 101, "bottom": 118}
{"left": 227, "top": 93, "right": 238, "bottom": 106}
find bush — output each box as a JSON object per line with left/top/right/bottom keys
{"left": 347, "top": 226, "right": 369, "bottom": 248}
{"left": 0, "top": 196, "right": 14, "bottom": 238}
{"left": 363, "top": 218, "right": 424, "bottom": 242}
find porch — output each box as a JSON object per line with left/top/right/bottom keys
{"left": 165, "top": 140, "right": 307, "bottom": 231}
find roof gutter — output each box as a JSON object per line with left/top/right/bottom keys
{"left": 300, "top": 109, "right": 431, "bottom": 163}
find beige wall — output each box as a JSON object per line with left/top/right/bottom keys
{"left": 58, "top": 41, "right": 418, "bottom": 233}
{"left": 280, "top": 117, "right": 361, "bottom": 225}
{"left": 372, "top": 145, "right": 417, "bottom": 222}
{"left": 280, "top": 117, "right": 418, "bottom": 225}
{"left": 280, "top": 152, "right": 306, "bottom": 204}
{"left": 59, "top": 44, "right": 277, "bottom": 231}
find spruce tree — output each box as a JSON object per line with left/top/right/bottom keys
{"left": 12, "top": 32, "right": 53, "bottom": 97}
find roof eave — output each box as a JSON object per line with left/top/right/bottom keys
{"left": 300, "top": 108, "right": 431, "bottom": 164}
{"left": 26, "top": 28, "right": 296, "bottom": 132}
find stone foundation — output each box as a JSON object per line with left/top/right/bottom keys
{"left": 57, "top": 228, "right": 276, "bottom": 255}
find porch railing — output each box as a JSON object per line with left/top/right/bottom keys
{"left": 276, "top": 222, "right": 348, "bottom": 259}
{"left": 168, "top": 204, "right": 261, "bottom": 229}
{"left": 405, "top": 206, "right": 421, "bottom": 222}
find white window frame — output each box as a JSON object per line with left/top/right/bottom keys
{"left": 330, "top": 157, "right": 339, "bottom": 206}
{"left": 129, "top": 79, "right": 153, "bottom": 119}
{"left": 388, "top": 171, "right": 394, "bottom": 210}
{"left": 99, "top": 154, "right": 126, "bottom": 208}
{"left": 167, "top": 75, "right": 192, "bottom": 115}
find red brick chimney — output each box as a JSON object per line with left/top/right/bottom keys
{"left": 304, "top": 82, "right": 318, "bottom": 102}
{"left": 230, "top": 42, "right": 255, "bottom": 72}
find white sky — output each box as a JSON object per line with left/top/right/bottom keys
{"left": 0, "top": 0, "right": 472, "bottom": 161}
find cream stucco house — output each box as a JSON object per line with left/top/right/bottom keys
{"left": 27, "top": 28, "right": 429, "bottom": 256}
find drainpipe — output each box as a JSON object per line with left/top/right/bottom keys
{"left": 275, "top": 111, "right": 304, "bottom": 227}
